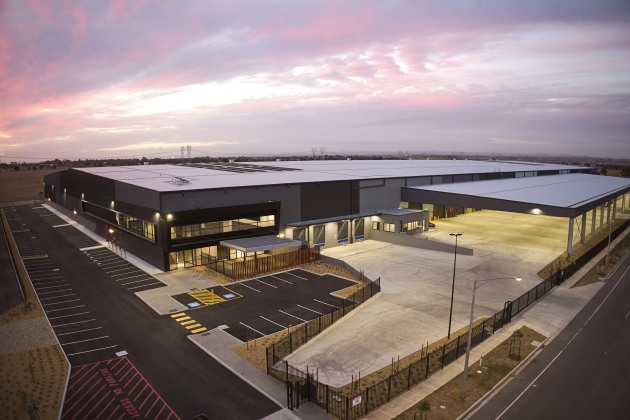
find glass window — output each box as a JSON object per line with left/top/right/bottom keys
{"left": 383, "top": 223, "right": 395, "bottom": 233}
{"left": 372, "top": 221, "right": 380, "bottom": 230}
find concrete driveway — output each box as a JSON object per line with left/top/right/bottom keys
{"left": 285, "top": 210, "right": 572, "bottom": 387}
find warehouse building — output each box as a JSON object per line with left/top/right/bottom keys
{"left": 44, "top": 160, "right": 629, "bottom": 272}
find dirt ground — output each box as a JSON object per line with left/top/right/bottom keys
{"left": 0, "top": 169, "right": 61, "bottom": 203}
{"left": 0, "top": 209, "right": 69, "bottom": 419}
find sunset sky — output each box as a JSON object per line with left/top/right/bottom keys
{"left": 1, "top": 0, "right": 629, "bottom": 162}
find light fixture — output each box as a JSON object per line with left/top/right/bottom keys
{"left": 167, "top": 214, "right": 173, "bottom": 221}
{"left": 531, "top": 208, "right": 542, "bottom": 215}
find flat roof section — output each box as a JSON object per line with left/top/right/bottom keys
{"left": 220, "top": 236, "right": 303, "bottom": 253}
{"left": 75, "top": 160, "right": 588, "bottom": 193}
{"left": 403, "top": 173, "right": 630, "bottom": 218}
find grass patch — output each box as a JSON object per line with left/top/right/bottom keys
{"left": 395, "top": 326, "right": 546, "bottom": 420}
{"left": 0, "top": 169, "right": 61, "bottom": 203}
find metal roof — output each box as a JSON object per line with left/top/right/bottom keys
{"left": 403, "top": 173, "right": 630, "bottom": 217}
{"left": 76, "top": 160, "right": 588, "bottom": 192}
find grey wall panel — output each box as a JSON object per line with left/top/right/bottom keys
{"left": 406, "top": 177, "right": 431, "bottom": 186}
{"left": 115, "top": 183, "right": 160, "bottom": 210}
{"left": 300, "top": 181, "right": 353, "bottom": 221}
{"left": 359, "top": 178, "right": 404, "bottom": 212}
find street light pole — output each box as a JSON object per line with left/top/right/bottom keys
{"left": 460, "top": 276, "right": 521, "bottom": 400}
{"left": 447, "top": 233, "right": 462, "bottom": 339}
{"left": 605, "top": 202, "right": 612, "bottom": 266}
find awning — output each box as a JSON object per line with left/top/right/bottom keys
{"left": 220, "top": 236, "right": 303, "bottom": 253}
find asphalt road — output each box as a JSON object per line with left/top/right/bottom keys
{"left": 466, "top": 250, "right": 630, "bottom": 420}
{"left": 16, "top": 205, "right": 280, "bottom": 419}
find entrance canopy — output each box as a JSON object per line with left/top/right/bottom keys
{"left": 220, "top": 236, "right": 303, "bottom": 253}
{"left": 402, "top": 173, "right": 630, "bottom": 218}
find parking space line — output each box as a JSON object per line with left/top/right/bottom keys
{"left": 46, "top": 305, "right": 86, "bottom": 312}
{"left": 260, "top": 316, "right": 286, "bottom": 329}
{"left": 67, "top": 345, "right": 117, "bottom": 356}
{"left": 279, "top": 310, "right": 307, "bottom": 323}
{"left": 62, "top": 335, "right": 110, "bottom": 346}
{"left": 36, "top": 284, "right": 69, "bottom": 290}
{"left": 287, "top": 272, "right": 310, "bottom": 281}
{"left": 32, "top": 280, "right": 67, "bottom": 286}
{"left": 313, "top": 298, "right": 339, "bottom": 308}
{"left": 120, "top": 278, "right": 153, "bottom": 286}
{"left": 38, "top": 288, "right": 73, "bottom": 295}
{"left": 298, "top": 304, "right": 323, "bottom": 315}
{"left": 256, "top": 279, "right": 277, "bottom": 288}
{"left": 110, "top": 269, "right": 138, "bottom": 276}
{"left": 239, "top": 282, "right": 261, "bottom": 293}
{"left": 40, "top": 293, "right": 76, "bottom": 301}
{"left": 127, "top": 282, "right": 162, "bottom": 290}
{"left": 43, "top": 299, "right": 81, "bottom": 306}
{"left": 52, "top": 319, "right": 97, "bottom": 328}
{"left": 239, "top": 322, "right": 265, "bottom": 337}
{"left": 271, "top": 275, "right": 292, "bottom": 284}
{"left": 57, "top": 327, "right": 102, "bottom": 336}
{"left": 79, "top": 245, "right": 105, "bottom": 251}
{"left": 49, "top": 311, "right": 91, "bottom": 320}
{"left": 115, "top": 273, "right": 148, "bottom": 282}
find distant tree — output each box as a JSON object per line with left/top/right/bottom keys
{"left": 622, "top": 166, "right": 630, "bottom": 178}
{"left": 13, "top": 165, "right": 20, "bottom": 171}
{"left": 599, "top": 167, "right": 608, "bottom": 175}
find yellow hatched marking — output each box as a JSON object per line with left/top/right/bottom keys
{"left": 186, "top": 323, "right": 202, "bottom": 330}
{"left": 180, "top": 320, "right": 196, "bottom": 326}
{"left": 177, "top": 316, "right": 191, "bottom": 321}
{"left": 171, "top": 313, "right": 186, "bottom": 318}
{"left": 223, "top": 286, "right": 243, "bottom": 298}
{"left": 190, "top": 327, "right": 207, "bottom": 334}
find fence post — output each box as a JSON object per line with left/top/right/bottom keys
{"left": 455, "top": 335, "right": 460, "bottom": 358}
{"left": 346, "top": 396, "right": 350, "bottom": 420}
{"left": 289, "top": 332, "right": 293, "bottom": 354}
{"left": 304, "top": 324, "right": 308, "bottom": 343}
{"left": 285, "top": 361, "right": 289, "bottom": 381}
{"left": 387, "top": 375, "right": 392, "bottom": 401}
{"left": 319, "top": 314, "right": 321, "bottom": 334}
{"left": 407, "top": 364, "right": 412, "bottom": 389}
{"left": 425, "top": 354, "right": 430, "bottom": 378}
{"left": 441, "top": 344, "right": 446, "bottom": 368}
{"left": 326, "top": 384, "right": 329, "bottom": 413}
{"left": 266, "top": 347, "right": 270, "bottom": 375}
{"left": 365, "top": 387, "right": 369, "bottom": 414}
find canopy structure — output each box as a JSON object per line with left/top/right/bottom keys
{"left": 220, "top": 236, "right": 303, "bottom": 253}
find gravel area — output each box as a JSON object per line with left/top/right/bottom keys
{"left": 0, "top": 317, "right": 58, "bottom": 356}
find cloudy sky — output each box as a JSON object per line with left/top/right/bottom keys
{"left": 1, "top": 0, "right": 629, "bottom": 162}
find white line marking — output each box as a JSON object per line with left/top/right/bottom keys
{"left": 62, "top": 336, "right": 110, "bottom": 346}
{"left": 79, "top": 245, "right": 105, "bottom": 251}
{"left": 46, "top": 305, "right": 85, "bottom": 313}
{"left": 32, "top": 280, "right": 66, "bottom": 285}
{"left": 260, "top": 316, "right": 286, "bottom": 329}
{"left": 52, "top": 319, "right": 96, "bottom": 328}
{"left": 57, "top": 327, "right": 102, "bottom": 336}
{"left": 256, "top": 279, "right": 277, "bottom": 288}
{"left": 280, "top": 310, "right": 307, "bottom": 322}
{"left": 67, "top": 345, "right": 117, "bottom": 356}
{"left": 48, "top": 311, "right": 91, "bottom": 320}
{"left": 271, "top": 275, "right": 292, "bottom": 284}
{"left": 115, "top": 274, "right": 148, "bottom": 282}
{"left": 37, "top": 288, "right": 73, "bottom": 295}
{"left": 43, "top": 299, "right": 81, "bottom": 306}
{"left": 120, "top": 278, "right": 153, "bottom": 286}
{"left": 110, "top": 269, "right": 138, "bottom": 276}
{"left": 297, "top": 304, "right": 323, "bottom": 315}
{"left": 127, "top": 282, "right": 163, "bottom": 290}
{"left": 287, "top": 271, "right": 309, "bottom": 281}
{"left": 313, "top": 298, "right": 338, "bottom": 308}
{"left": 585, "top": 264, "right": 630, "bottom": 326}
{"left": 239, "top": 322, "right": 265, "bottom": 337}
{"left": 626, "top": 311, "right": 629, "bottom": 320}
{"left": 36, "top": 284, "right": 69, "bottom": 291}
{"left": 39, "top": 293, "right": 76, "bottom": 301}
{"left": 239, "top": 282, "right": 261, "bottom": 293}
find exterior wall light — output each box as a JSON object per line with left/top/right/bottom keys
{"left": 167, "top": 214, "right": 173, "bottom": 221}
{"left": 531, "top": 208, "right": 542, "bottom": 215}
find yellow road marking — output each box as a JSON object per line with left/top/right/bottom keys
{"left": 186, "top": 323, "right": 202, "bottom": 330}
{"left": 180, "top": 320, "right": 196, "bottom": 326}
{"left": 170, "top": 313, "right": 186, "bottom": 318}
{"left": 190, "top": 327, "right": 207, "bottom": 334}
{"left": 177, "top": 316, "right": 191, "bottom": 321}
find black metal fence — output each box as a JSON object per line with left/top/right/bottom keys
{"left": 271, "top": 218, "right": 630, "bottom": 418}
{"left": 266, "top": 276, "right": 380, "bottom": 375}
